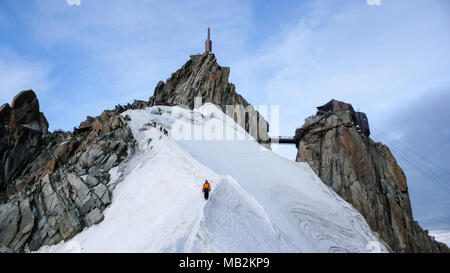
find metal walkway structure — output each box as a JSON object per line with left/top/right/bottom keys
{"left": 258, "top": 136, "right": 298, "bottom": 145}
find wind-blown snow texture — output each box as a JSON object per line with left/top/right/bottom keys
{"left": 38, "top": 104, "right": 387, "bottom": 253}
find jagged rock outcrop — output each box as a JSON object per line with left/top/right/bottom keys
{"left": 0, "top": 90, "right": 135, "bottom": 252}
{"left": 295, "top": 101, "right": 449, "bottom": 253}
{"left": 149, "top": 52, "right": 270, "bottom": 145}
{"left": 0, "top": 90, "right": 49, "bottom": 198}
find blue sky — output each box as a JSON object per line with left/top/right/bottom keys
{"left": 0, "top": 0, "right": 449, "bottom": 231}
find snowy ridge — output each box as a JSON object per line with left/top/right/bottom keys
{"left": 38, "top": 104, "right": 388, "bottom": 253}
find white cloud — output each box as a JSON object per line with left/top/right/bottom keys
{"left": 231, "top": 0, "right": 450, "bottom": 132}
{"left": 0, "top": 48, "right": 53, "bottom": 105}
{"left": 25, "top": 0, "right": 253, "bottom": 104}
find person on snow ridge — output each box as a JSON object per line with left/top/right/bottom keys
{"left": 202, "top": 180, "right": 211, "bottom": 200}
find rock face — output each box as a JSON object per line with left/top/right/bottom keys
{"left": 295, "top": 103, "right": 449, "bottom": 253}
{"left": 149, "top": 52, "right": 270, "bottom": 145}
{"left": 0, "top": 90, "right": 135, "bottom": 252}
{"left": 0, "top": 90, "right": 49, "bottom": 197}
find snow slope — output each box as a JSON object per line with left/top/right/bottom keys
{"left": 38, "top": 104, "right": 388, "bottom": 253}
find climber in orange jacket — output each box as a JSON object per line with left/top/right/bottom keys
{"left": 202, "top": 180, "right": 211, "bottom": 200}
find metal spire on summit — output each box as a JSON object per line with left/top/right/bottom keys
{"left": 205, "top": 27, "right": 212, "bottom": 53}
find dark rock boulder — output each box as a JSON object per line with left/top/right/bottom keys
{"left": 9, "top": 90, "right": 48, "bottom": 134}
{"left": 0, "top": 104, "right": 11, "bottom": 123}
{"left": 0, "top": 90, "right": 49, "bottom": 196}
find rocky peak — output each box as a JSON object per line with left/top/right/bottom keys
{"left": 0, "top": 90, "right": 49, "bottom": 195}
{"left": 9, "top": 90, "right": 48, "bottom": 134}
{"left": 150, "top": 52, "right": 231, "bottom": 108}
{"left": 149, "top": 52, "right": 270, "bottom": 144}
{"left": 295, "top": 100, "right": 449, "bottom": 253}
